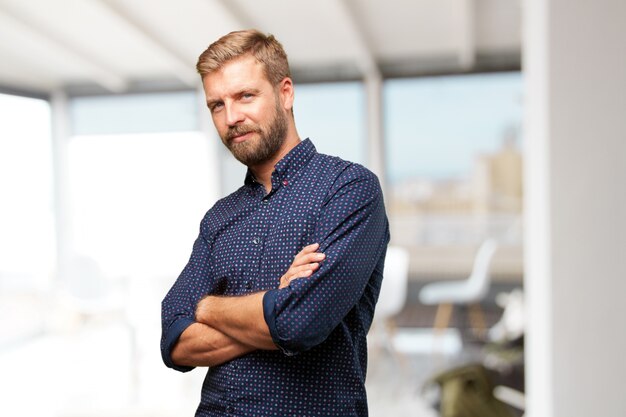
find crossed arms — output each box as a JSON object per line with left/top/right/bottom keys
{"left": 171, "top": 244, "right": 325, "bottom": 367}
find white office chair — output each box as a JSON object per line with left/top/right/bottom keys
{"left": 418, "top": 239, "right": 498, "bottom": 336}
{"left": 375, "top": 246, "right": 410, "bottom": 321}
{"left": 370, "top": 246, "right": 410, "bottom": 361}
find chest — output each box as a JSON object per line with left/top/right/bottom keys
{"left": 207, "top": 185, "right": 324, "bottom": 295}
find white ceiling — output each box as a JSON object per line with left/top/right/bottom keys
{"left": 0, "top": 0, "right": 521, "bottom": 96}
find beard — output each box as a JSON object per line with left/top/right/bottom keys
{"left": 221, "top": 98, "right": 288, "bottom": 166}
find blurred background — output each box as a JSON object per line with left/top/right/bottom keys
{"left": 0, "top": 1, "right": 623, "bottom": 416}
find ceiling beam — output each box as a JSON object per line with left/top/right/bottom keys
{"left": 0, "top": 34, "right": 59, "bottom": 93}
{"left": 214, "top": 0, "right": 257, "bottom": 30}
{"left": 458, "top": 0, "right": 476, "bottom": 69}
{"left": 334, "top": 0, "right": 380, "bottom": 79}
{"left": 97, "top": 0, "right": 198, "bottom": 87}
{"left": 0, "top": 4, "right": 127, "bottom": 92}
{"left": 211, "top": 0, "right": 379, "bottom": 79}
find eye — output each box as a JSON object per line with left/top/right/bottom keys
{"left": 210, "top": 102, "right": 224, "bottom": 113}
{"left": 241, "top": 92, "right": 254, "bottom": 100}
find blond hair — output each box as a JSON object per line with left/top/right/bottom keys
{"left": 196, "top": 29, "right": 291, "bottom": 86}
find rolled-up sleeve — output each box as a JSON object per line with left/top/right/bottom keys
{"left": 263, "top": 166, "right": 390, "bottom": 354}
{"left": 160, "top": 218, "right": 214, "bottom": 372}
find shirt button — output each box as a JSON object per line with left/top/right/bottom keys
{"left": 282, "top": 179, "right": 288, "bottom": 186}
{"left": 226, "top": 405, "right": 234, "bottom": 413}
{"left": 245, "top": 280, "right": 252, "bottom": 289}
{"left": 252, "top": 237, "right": 260, "bottom": 245}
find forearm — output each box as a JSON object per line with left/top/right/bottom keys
{"left": 171, "top": 322, "right": 256, "bottom": 367}
{"left": 196, "top": 292, "right": 277, "bottom": 350}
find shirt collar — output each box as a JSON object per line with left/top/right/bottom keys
{"left": 244, "top": 138, "right": 317, "bottom": 189}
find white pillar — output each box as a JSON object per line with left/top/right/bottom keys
{"left": 524, "top": 1, "right": 626, "bottom": 417}
{"left": 365, "top": 72, "right": 387, "bottom": 199}
{"left": 50, "top": 90, "right": 73, "bottom": 282}
{"left": 196, "top": 84, "right": 222, "bottom": 201}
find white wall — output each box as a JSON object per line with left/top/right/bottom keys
{"left": 524, "top": 1, "right": 626, "bottom": 416}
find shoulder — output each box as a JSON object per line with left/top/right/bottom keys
{"left": 310, "top": 153, "right": 382, "bottom": 203}
{"left": 199, "top": 187, "right": 249, "bottom": 234}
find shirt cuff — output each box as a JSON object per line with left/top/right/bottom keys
{"left": 162, "top": 316, "right": 196, "bottom": 372}
{"left": 262, "top": 289, "right": 296, "bottom": 356}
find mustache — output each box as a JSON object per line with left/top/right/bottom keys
{"left": 225, "top": 125, "right": 261, "bottom": 142}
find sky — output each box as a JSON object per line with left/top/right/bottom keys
{"left": 384, "top": 72, "right": 523, "bottom": 182}
{"left": 292, "top": 72, "right": 523, "bottom": 184}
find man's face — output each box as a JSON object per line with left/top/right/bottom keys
{"left": 203, "top": 55, "right": 288, "bottom": 166}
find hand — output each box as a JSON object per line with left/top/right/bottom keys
{"left": 279, "top": 243, "right": 325, "bottom": 289}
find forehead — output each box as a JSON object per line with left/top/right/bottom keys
{"left": 203, "top": 55, "right": 270, "bottom": 97}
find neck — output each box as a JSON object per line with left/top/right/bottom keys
{"left": 249, "top": 131, "right": 300, "bottom": 193}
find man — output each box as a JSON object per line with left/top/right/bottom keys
{"left": 161, "top": 29, "right": 390, "bottom": 417}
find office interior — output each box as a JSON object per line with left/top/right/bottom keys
{"left": 0, "top": 1, "right": 624, "bottom": 416}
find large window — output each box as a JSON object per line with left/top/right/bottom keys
{"left": 0, "top": 93, "right": 53, "bottom": 351}
{"left": 0, "top": 93, "right": 54, "bottom": 291}
{"left": 384, "top": 72, "right": 523, "bottom": 279}
{"left": 67, "top": 132, "right": 213, "bottom": 279}
{"left": 68, "top": 92, "right": 216, "bottom": 278}
{"left": 295, "top": 82, "right": 365, "bottom": 164}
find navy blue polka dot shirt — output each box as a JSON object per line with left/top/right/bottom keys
{"left": 161, "top": 139, "right": 390, "bottom": 417}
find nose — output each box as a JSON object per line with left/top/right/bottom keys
{"left": 224, "top": 102, "right": 245, "bottom": 127}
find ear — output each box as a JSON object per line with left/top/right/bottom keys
{"left": 277, "top": 77, "right": 295, "bottom": 111}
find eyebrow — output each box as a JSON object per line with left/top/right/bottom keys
{"left": 238, "top": 88, "right": 261, "bottom": 96}
{"left": 206, "top": 88, "right": 263, "bottom": 109}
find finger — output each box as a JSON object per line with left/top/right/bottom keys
{"left": 286, "top": 263, "right": 319, "bottom": 280}
{"left": 285, "top": 265, "right": 314, "bottom": 280}
{"left": 301, "top": 243, "right": 320, "bottom": 253}
{"left": 280, "top": 271, "right": 302, "bottom": 288}
{"left": 302, "top": 252, "right": 325, "bottom": 264}
{"left": 292, "top": 251, "right": 325, "bottom": 267}
{"left": 293, "top": 268, "right": 314, "bottom": 279}
{"left": 280, "top": 273, "right": 306, "bottom": 289}
{"left": 293, "top": 243, "right": 320, "bottom": 261}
